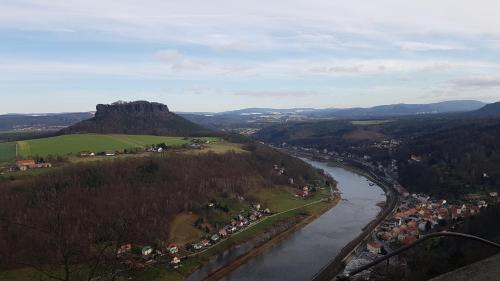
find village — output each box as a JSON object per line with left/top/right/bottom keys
{"left": 102, "top": 162, "right": 324, "bottom": 276}
{"left": 372, "top": 189, "right": 497, "bottom": 252}
{"left": 110, "top": 200, "right": 274, "bottom": 275}
{"left": 343, "top": 186, "right": 499, "bottom": 279}
{"left": 272, "top": 143, "right": 500, "bottom": 279}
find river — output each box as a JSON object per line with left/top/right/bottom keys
{"left": 187, "top": 159, "right": 386, "bottom": 281}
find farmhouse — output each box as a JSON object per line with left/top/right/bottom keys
{"left": 16, "top": 160, "right": 36, "bottom": 171}
{"left": 16, "top": 160, "right": 51, "bottom": 171}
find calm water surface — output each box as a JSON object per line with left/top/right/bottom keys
{"left": 188, "top": 160, "right": 385, "bottom": 281}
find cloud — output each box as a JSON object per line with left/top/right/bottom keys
{"left": 303, "top": 59, "right": 491, "bottom": 76}
{"left": 397, "top": 41, "right": 463, "bottom": 51}
{"left": 0, "top": 57, "right": 496, "bottom": 82}
{"left": 233, "top": 90, "right": 318, "bottom": 97}
{"left": 2, "top": 0, "right": 500, "bottom": 51}
{"left": 155, "top": 49, "right": 184, "bottom": 61}
{"left": 309, "top": 65, "right": 361, "bottom": 74}
{"left": 155, "top": 49, "right": 209, "bottom": 71}
{"left": 449, "top": 75, "right": 500, "bottom": 88}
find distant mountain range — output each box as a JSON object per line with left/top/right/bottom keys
{"left": 1, "top": 100, "right": 497, "bottom": 132}
{"left": 0, "top": 112, "right": 94, "bottom": 131}
{"left": 61, "top": 101, "right": 211, "bottom": 136}
{"left": 179, "top": 100, "right": 488, "bottom": 128}
{"left": 305, "top": 100, "right": 487, "bottom": 118}
{"left": 468, "top": 101, "right": 500, "bottom": 117}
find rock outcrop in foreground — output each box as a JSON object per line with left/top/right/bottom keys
{"left": 61, "top": 101, "right": 211, "bottom": 136}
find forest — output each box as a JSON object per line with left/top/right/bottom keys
{"left": 255, "top": 116, "right": 500, "bottom": 197}
{"left": 0, "top": 144, "right": 325, "bottom": 280}
{"left": 394, "top": 118, "right": 500, "bottom": 197}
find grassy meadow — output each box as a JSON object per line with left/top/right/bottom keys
{"left": 15, "top": 134, "right": 219, "bottom": 159}
{"left": 351, "top": 120, "right": 392, "bottom": 126}
{"left": 0, "top": 142, "right": 16, "bottom": 164}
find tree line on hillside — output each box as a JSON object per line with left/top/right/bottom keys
{"left": 395, "top": 119, "right": 500, "bottom": 197}
{"left": 255, "top": 117, "right": 500, "bottom": 197}
{"left": 0, "top": 144, "right": 324, "bottom": 280}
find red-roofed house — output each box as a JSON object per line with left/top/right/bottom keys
{"left": 16, "top": 160, "right": 36, "bottom": 171}
{"left": 367, "top": 241, "right": 383, "bottom": 254}
{"left": 167, "top": 244, "right": 178, "bottom": 254}
{"left": 438, "top": 208, "right": 449, "bottom": 220}
{"left": 402, "top": 235, "right": 417, "bottom": 245}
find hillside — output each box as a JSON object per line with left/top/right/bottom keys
{"left": 255, "top": 116, "right": 500, "bottom": 197}
{"left": 61, "top": 101, "right": 211, "bottom": 136}
{"left": 181, "top": 100, "right": 485, "bottom": 130}
{"left": 0, "top": 112, "right": 93, "bottom": 132}
{"left": 0, "top": 144, "right": 332, "bottom": 280}
{"left": 395, "top": 119, "right": 500, "bottom": 196}
{"left": 468, "top": 101, "right": 500, "bottom": 117}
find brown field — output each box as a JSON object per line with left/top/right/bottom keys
{"left": 343, "top": 128, "right": 386, "bottom": 141}
{"left": 168, "top": 213, "right": 203, "bottom": 246}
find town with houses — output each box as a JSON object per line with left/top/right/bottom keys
{"left": 343, "top": 187, "right": 499, "bottom": 280}
{"left": 270, "top": 141, "right": 500, "bottom": 280}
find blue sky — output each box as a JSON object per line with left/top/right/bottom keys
{"left": 1, "top": 0, "right": 500, "bottom": 113}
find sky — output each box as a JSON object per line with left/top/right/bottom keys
{"left": 1, "top": 0, "right": 500, "bottom": 113}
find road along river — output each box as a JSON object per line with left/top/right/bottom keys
{"left": 187, "top": 159, "right": 386, "bottom": 281}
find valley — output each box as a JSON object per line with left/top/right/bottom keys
{"left": 4, "top": 2, "right": 500, "bottom": 280}
{"left": 0, "top": 101, "right": 340, "bottom": 281}
{"left": 2, "top": 100, "right": 500, "bottom": 281}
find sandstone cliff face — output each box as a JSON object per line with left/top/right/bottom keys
{"left": 61, "top": 101, "right": 211, "bottom": 136}
{"left": 95, "top": 101, "right": 169, "bottom": 118}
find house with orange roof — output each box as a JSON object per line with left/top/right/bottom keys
{"left": 401, "top": 235, "right": 417, "bottom": 245}
{"left": 16, "top": 160, "right": 36, "bottom": 171}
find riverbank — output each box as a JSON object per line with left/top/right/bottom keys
{"left": 187, "top": 188, "right": 340, "bottom": 280}
{"left": 310, "top": 159, "right": 398, "bottom": 281}
{"left": 187, "top": 154, "right": 391, "bottom": 281}
{"left": 203, "top": 196, "right": 340, "bottom": 281}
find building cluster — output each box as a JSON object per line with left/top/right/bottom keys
{"left": 191, "top": 203, "right": 272, "bottom": 252}
{"left": 233, "top": 127, "right": 260, "bottom": 136}
{"left": 115, "top": 242, "right": 183, "bottom": 270}
{"left": 371, "top": 139, "right": 402, "bottom": 150}
{"left": 373, "top": 193, "right": 484, "bottom": 250}
{"left": 185, "top": 138, "right": 212, "bottom": 149}
{"left": 109, "top": 202, "right": 272, "bottom": 271}
{"left": 15, "top": 159, "right": 52, "bottom": 171}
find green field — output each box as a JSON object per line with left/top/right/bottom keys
{"left": 16, "top": 134, "right": 218, "bottom": 158}
{"left": 0, "top": 142, "right": 16, "bottom": 164}
{"left": 351, "top": 120, "right": 393, "bottom": 126}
